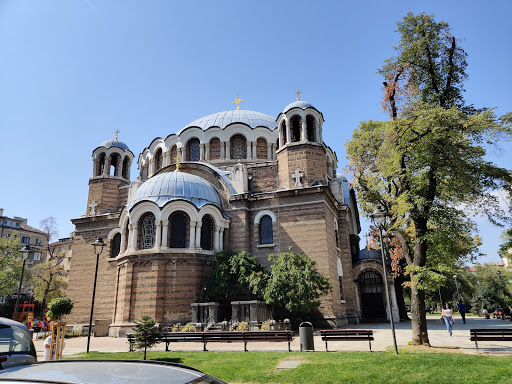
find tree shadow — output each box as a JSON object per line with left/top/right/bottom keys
{"left": 152, "top": 357, "right": 184, "bottom": 364}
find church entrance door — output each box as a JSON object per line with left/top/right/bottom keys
{"left": 359, "top": 271, "right": 386, "bottom": 320}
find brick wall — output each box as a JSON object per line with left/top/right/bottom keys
{"left": 277, "top": 143, "right": 327, "bottom": 189}
{"left": 86, "top": 178, "right": 130, "bottom": 216}
{"left": 256, "top": 138, "right": 267, "bottom": 159}
{"left": 248, "top": 164, "right": 277, "bottom": 193}
{"left": 209, "top": 138, "right": 220, "bottom": 160}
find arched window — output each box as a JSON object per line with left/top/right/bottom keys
{"left": 154, "top": 148, "right": 163, "bottom": 171}
{"left": 200, "top": 215, "right": 214, "bottom": 250}
{"left": 306, "top": 115, "right": 316, "bottom": 142}
{"left": 96, "top": 153, "right": 106, "bottom": 176}
{"left": 230, "top": 134, "right": 246, "bottom": 160}
{"left": 259, "top": 215, "right": 273, "bottom": 244}
{"left": 122, "top": 157, "right": 130, "bottom": 179}
{"left": 109, "top": 153, "right": 120, "bottom": 176}
{"left": 139, "top": 213, "right": 156, "bottom": 249}
{"left": 290, "top": 116, "right": 301, "bottom": 142}
{"left": 280, "top": 121, "right": 287, "bottom": 146}
{"left": 256, "top": 138, "right": 267, "bottom": 159}
{"left": 112, "top": 233, "right": 121, "bottom": 257}
{"left": 209, "top": 138, "right": 220, "bottom": 160}
{"left": 187, "top": 138, "right": 200, "bottom": 161}
{"left": 170, "top": 145, "right": 178, "bottom": 164}
{"left": 169, "top": 211, "right": 188, "bottom": 248}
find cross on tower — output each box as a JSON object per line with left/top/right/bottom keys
{"left": 291, "top": 169, "right": 304, "bottom": 188}
{"left": 114, "top": 129, "right": 120, "bottom": 140}
{"left": 233, "top": 93, "right": 244, "bottom": 110}
{"left": 295, "top": 89, "right": 301, "bottom": 101}
{"left": 88, "top": 200, "right": 98, "bottom": 216}
{"left": 175, "top": 151, "right": 182, "bottom": 172}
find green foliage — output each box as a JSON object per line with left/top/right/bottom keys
{"left": 33, "top": 261, "right": 67, "bottom": 305}
{"left": 181, "top": 323, "right": 196, "bottom": 332}
{"left": 0, "top": 235, "right": 29, "bottom": 296}
{"left": 470, "top": 264, "right": 512, "bottom": 311}
{"left": 250, "top": 248, "right": 331, "bottom": 314}
{"left": 46, "top": 297, "right": 74, "bottom": 320}
{"left": 260, "top": 320, "right": 271, "bottom": 330}
{"left": 133, "top": 315, "right": 160, "bottom": 360}
{"left": 498, "top": 228, "right": 512, "bottom": 262}
{"left": 201, "top": 250, "right": 265, "bottom": 301}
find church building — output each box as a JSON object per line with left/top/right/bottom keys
{"left": 66, "top": 95, "right": 400, "bottom": 336}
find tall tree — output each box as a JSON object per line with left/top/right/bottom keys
{"left": 32, "top": 217, "right": 68, "bottom": 309}
{"left": 0, "top": 235, "right": 25, "bottom": 296}
{"left": 346, "top": 13, "right": 512, "bottom": 345}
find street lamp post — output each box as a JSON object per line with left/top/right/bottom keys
{"left": 370, "top": 206, "right": 398, "bottom": 355}
{"left": 86, "top": 238, "right": 105, "bottom": 354}
{"left": 453, "top": 275, "right": 460, "bottom": 302}
{"left": 13, "top": 245, "right": 31, "bottom": 322}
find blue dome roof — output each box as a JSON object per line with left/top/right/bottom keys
{"left": 128, "top": 172, "right": 221, "bottom": 210}
{"left": 183, "top": 110, "right": 277, "bottom": 131}
{"left": 100, "top": 140, "right": 130, "bottom": 151}
{"left": 283, "top": 100, "right": 315, "bottom": 113}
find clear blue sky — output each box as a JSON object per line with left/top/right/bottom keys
{"left": 0, "top": 1, "right": 510, "bottom": 264}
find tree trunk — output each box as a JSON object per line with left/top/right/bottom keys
{"left": 410, "top": 218, "right": 430, "bottom": 345}
{"left": 410, "top": 279, "right": 429, "bottom": 345}
{"left": 393, "top": 274, "right": 409, "bottom": 321}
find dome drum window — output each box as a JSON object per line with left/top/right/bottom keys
{"left": 169, "top": 212, "right": 189, "bottom": 248}
{"left": 139, "top": 213, "right": 156, "bottom": 250}
{"left": 154, "top": 148, "right": 163, "bottom": 172}
{"left": 200, "top": 215, "right": 214, "bottom": 250}
{"left": 187, "top": 139, "right": 200, "bottom": 161}
{"left": 230, "top": 135, "right": 247, "bottom": 160}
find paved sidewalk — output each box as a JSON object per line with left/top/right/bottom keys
{"left": 33, "top": 317, "right": 511, "bottom": 359}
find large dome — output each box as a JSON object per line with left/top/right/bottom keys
{"left": 100, "top": 139, "right": 130, "bottom": 151}
{"left": 128, "top": 171, "right": 221, "bottom": 210}
{"left": 182, "top": 110, "right": 277, "bottom": 131}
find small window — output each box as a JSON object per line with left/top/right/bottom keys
{"left": 34, "top": 253, "right": 41, "bottom": 261}
{"left": 21, "top": 237, "right": 30, "bottom": 244}
{"left": 68, "top": 245, "right": 72, "bottom": 250}
{"left": 112, "top": 233, "right": 121, "bottom": 257}
{"left": 259, "top": 215, "right": 273, "bottom": 244}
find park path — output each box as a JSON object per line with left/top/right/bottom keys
{"left": 33, "top": 317, "right": 511, "bottom": 359}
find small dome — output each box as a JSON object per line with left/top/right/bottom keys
{"left": 283, "top": 100, "right": 315, "bottom": 113}
{"left": 100, "top": 140, "right": 130, "bottom": 151}
{"left": 182, "top": 110, "right": 277, "bottom": 131}
{"left": 128, "top": 171, "right": 221, "bottom": 210}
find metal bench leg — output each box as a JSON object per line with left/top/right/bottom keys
{"left": 475, "top": 339, "right": 479, "bottom": 354}
{"left": 165, "top": 342, "right": 169, "bottom": 352}
{"left": 325, "top": 341, "right": 328, "bottom": 352}
{"left": 288, "top": 340, "right": 291, "bottom": 352}
{"left": 203, "top": 341, "right": 207, "bottom": 352}
{"left": 369, "top": 340, "right": 372, "bottom": 352}
{"left": 244, "top": 340, "right": 248, "bottom": 352}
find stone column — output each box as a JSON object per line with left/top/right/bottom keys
{"left": 219, "top": 227, "right": 224, "bottom": 250}
{"left": 200, "top": 144, "right": 205, "bottom": 161}
{"left": 267, "top": 143, "right": 272, "bottom": 160}
{"left": 161, "top": 220, "right": 169, "bottom": 249}
{"left": 189, "top": 221, "right": 197, "bottom": 249}
{"left": 285, "top": 120, "right": 291, "bottom": 145}
{"left": 103, "top": 156, "right": 109, "bottom": 176}
{"left": 120, "top": 228, "right": 127, "bottom": 254}
{"left": 205, "top": 143, "right": 210, "bottom": 160}
{"left": 129, "top": 224, "right": 138, "bottom": 251}
{"left": 155, "top": 220, "right": 162, "bottom": 250}
{"left": 246, "top": 142, "right": 252, "bottom": 159}
{"left": 195, "top": 221, "right": 202, "bottom": 248}
{"left": 301, "top": 118, "right": 307, "bottom": 142}
{"left": 316, "top": 118, "right": 321, "bottom": 143}
{"left": 220, "top": 142, "right": 225, "bottom": 159}
{"left": 225, "top": 142, "right": 231, "bottom": 160}
{"left": 214, "top": 227, "right": 220, "bottom": 251}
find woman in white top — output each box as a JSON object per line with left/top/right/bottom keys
{"left": 442, "top": 303, "right": 455, "bottom": 336}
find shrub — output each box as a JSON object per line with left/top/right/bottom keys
{"left": 236, "top": 321, "right": 249, "bottom": 331}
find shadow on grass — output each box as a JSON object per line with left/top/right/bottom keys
{"left": 151, "top": 357, "right": 184, "bottom": 364}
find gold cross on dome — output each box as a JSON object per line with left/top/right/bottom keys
{"left": 175, "top": 150, "right": 182, "bottom": 172}
{"left": 114, "top": 129, "right": 120, "bottom": 140}
{"left": 233, "top": 93, "right": 244, "bottom": 110}
{"left": 295, "top": 89, "right": 301, "bottom": 101}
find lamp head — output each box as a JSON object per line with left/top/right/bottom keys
{"left": 91, "top": 238, "right": 105, "bottom": 255}
{"left": 370, "top": 206, "right": 387, "bottom": 227}
{"left": 19, "top": 245, "right": 31, "bottom": 261}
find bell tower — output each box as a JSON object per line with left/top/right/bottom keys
{"left": 276, "top": 98, "right": 327, "bottom": 189}
{"left": 86, "top": 136, "right": 134, "bottom": 217}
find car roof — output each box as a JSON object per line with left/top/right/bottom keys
{"left": 0, "top": 318, "right": 30, "bottom": 333}
{"left": 0, "top": 360, "right": 224, "bottom": 384}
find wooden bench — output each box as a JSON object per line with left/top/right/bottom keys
{"left": 127, "top": 330, "right": 294, "bottom": 352}
{"left": 320, "top": 329, "right": 374, "bottom": 352}
{"left": 470, "top": 328, "right": 512, "bottom": 353}
{"left": 202, "top": 330, "right": 294, "bottom": 352}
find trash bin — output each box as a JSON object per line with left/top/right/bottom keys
{"left": 299, "top": 321, "right": 314, "bottom": 351}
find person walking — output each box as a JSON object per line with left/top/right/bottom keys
{"left": 457, "top": 300, "right": 466, "bottom": 324}
{"left": 442, "top": 303, "right": 455, "bottom": 336}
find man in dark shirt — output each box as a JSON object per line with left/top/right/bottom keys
{"left": 458, "top": 301, "right": 466, "bottom": 324}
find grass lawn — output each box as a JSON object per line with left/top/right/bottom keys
{"left": 79, "top": 350, "right": 512, "bottom": 383}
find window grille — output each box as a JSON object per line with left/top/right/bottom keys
{"left": 140, "top": 214, "right": 156, "bottom": 249}
{"left": 259, "top": 215, "right": 273, "bottom": 244}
